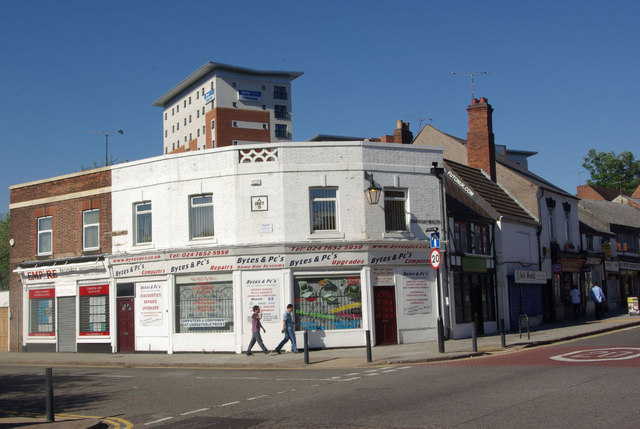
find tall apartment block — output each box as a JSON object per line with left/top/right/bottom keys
{"left": 153, "top": 62, "right": 303, "bottom": 153}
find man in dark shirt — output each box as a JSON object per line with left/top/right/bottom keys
{"left": 246, "top": 305, "right": 269, "bottom": 356}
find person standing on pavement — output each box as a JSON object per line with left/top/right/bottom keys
{"left": 275, "top": 304, "right": 298, "bottom": 354}
{"left": 246, "top": 305, "right": 269, "bottom": 356}
{"left": 569, "top": 285, "right": 581, "bottom": 320}
{"left": 591, "top": 284, "right": 606, "bottom": 319}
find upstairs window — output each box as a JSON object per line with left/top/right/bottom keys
{"left": 273, "top": 86, "right": 288, "bottom": 100}
{"left": 274, "top": 104, "right": 289, "bottom": 119}
{"left": 83, "top": 209, "right": 100, "bottom": 250}
{"left": 384, "top": 189, "right": 407, "bottom": 232}
{"left": 310, "top": 188, "right": 338, "bottom": 232}
{"left": 275, "top": 124, "right": 287, "bottom": 138}
{"left": 134, "top": 202, "right": 152, "bottom": 244}
{"left": 454, "top": 220, "right": 470, "bottom": 254}
{"left": 190, "top": 195, "right": 214, "bottom": 239}
{"left": 37, "top": 216, "right": 53, "bottom": 255}
{"left": 473, "top": 224, "right": 490, "bottom": 255}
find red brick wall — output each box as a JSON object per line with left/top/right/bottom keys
{"left": 208, "top": 107, "right": 270, "bottom": 148}
{"left": 466, "top": 98, "right": 496, "bottom": 181}
{"left": 8, "top": 169, "right": 112, "bottom": 351}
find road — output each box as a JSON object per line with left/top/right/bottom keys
{"left": 1, "top": 326, "right": 639, "bottom": 428}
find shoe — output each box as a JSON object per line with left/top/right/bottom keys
{"left": 275, "top": 349, "right": 281, "bottom": 354}
{"left": 264, "top": 350, "right": 270, "bottom": 355}
{"left": 246, "top": 352, "right": 253, "bottom": 356}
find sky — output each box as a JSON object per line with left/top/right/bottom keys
{"left": 1, "top": 0, "right": 639, "bottom": 213}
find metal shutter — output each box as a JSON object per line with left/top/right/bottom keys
{"left": 57, "top": 297, "right": 76, "bottom": 352}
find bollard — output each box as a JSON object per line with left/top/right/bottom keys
{"left": 365, "top": 330, "right": 372, "bottom": 363}
{"left": 45, "top": 367, "right": 54, "bottom": 422}
{"left": 471, "top": 323, "right": 478, "bottom": 352}
{"left": 303, "top": 330, "right": 309, "bottom": 365}
{"left": 500, "top": 318, "right": 506, "bottom": 348}
{"left": 437, "top": 317, "right": 445, "bottom": 353}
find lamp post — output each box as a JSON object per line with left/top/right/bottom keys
{"left": 430, "top": 162, "right": 446, "bottom": 353}
{"left": 89, "top": 129, "right": 124, "bottom": 166}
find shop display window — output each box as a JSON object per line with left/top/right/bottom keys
{"left": 294, "top": 276, "right": 362, "bottom": 331}
{"left": 79, "top": 285, "right": 109, "bottom": 335}
{"left": 175, "top": 276, "right": 233, "bottom": 333}
{"left": 29, "top": 288, "right": 55, "bottom": 335}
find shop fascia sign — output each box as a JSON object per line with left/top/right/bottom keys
{"left": 109, "top": 243, "right": 433, "bottom": 278}
{"left": 514, "top": 269, "right": 547, "bottom": 284}
{"left": 604, "top": 260, "right": 619, "bottom": 273}
{"left": 17, "top": 260, "right": 108, "bottom": 284}
{"left": 619, "top": 261, "right": 640, "bottom": 271}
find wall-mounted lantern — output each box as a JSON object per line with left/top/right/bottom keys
{"left": 364, "top": 171, "right": 382, "bottom": 205}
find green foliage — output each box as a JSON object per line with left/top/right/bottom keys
{"left": 582, "top": 149, "right": 640, "bottom": 195}
{"left": 0, "top": 212, "right": 9, "bottom": 290}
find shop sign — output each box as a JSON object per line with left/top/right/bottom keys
{"left": 560, "top": 258, "right": 585, "bottom": 273}
{"left": 56, "top": 283, "right": 76, "bottom": 297}
{"left": 619, "top": 261, "right": 640, "bottom": 271}
{"left": 514, "top": 270, "right": 547, "bottom": 284}
{"left": 373, "top": 267, "right": 395, "bottom": 286}
{"left": 585, "top": 257, "right": 602, "bottom": 266}
{"left": 628, "top": 297, "right": 639, "bottom": 315}
{"left": 204, "top": 89, "right": 214, "bottom": 103}
{"left": 605, "top": 260, "right": 619, "bottom": 273}
{"left": 238, "top": 89, "right": 262, "bottom": 102}
{"left": 462, "top": 256, "right": 487, "bottom": 273}
{"left": 139, "top": 283, "right": 163, "bottom": 327}
{"left": 29, "top": 288, "right": 55, "bottom": 299}
{"left": 182, "top": 318, "right": 228, "bottom": 328}
{"left": 400, "top": 270, "right": 431, "bottom": 315}
{"left": 243, "top": 273, "right": 279, "bottom": 322}
{"left": 601, "top": 242, "right": 612, "bottom": 259}
{"left": 79, "top": 284, "right": 109, "bottom": 296}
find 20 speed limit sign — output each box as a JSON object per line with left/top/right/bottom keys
{"left": 430, "top": 248, "right": 441, "bottom": 269}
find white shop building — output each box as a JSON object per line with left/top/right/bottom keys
{"left": 108, "top": 141, "right": 445, "bottom": 353}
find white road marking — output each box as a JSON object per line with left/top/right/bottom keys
{"left": 94, "top": 375, "right": 133, "bottom": 378}
{"left": 381, "top": 369, "right": 398, "bottom": 373}
{"left": 247, "top": 395, "right": 268, "bottom": 401}
{"left": 365, "top": 373, "right": 380, "bottom": 376}
{"left": 550, "top": 347, "right": 640, "bottom": 362}
{"left": 399, "top": 366, "right": 412, "bottom": 370}
{"left": 338, "top": 377, "right": 361, "bottom": 382}
{"left": 344, "top": 372, "right": 360, "bottom": 376}
{"left": 277, "top": 391, "right": 287, "bottom": 394}
{"left": 219, "top": 401, "right": 240, "bottom": 407}
{"left": 363, "top": 369, "right": 380, "bottom": 373}
{"left": 180, "top": 408, "right": 209, "bottom": 416}
{"left": 144, "top": 417, "right": 173, "bottom": 425}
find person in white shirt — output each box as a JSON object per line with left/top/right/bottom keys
{"left": 591, "top": 284, "right": 605, "bottom": 319}
{"left": 569, "top": 285, "right": 581, "bottom": 320}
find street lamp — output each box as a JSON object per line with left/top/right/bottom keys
{"left": 89, "top": 129, "right": 124, "bottom": 166}
{"left": 364, "top": 171, "right": 382, "bottom": 205}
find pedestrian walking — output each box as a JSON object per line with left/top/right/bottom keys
{"left": 591, "top": 284, "right": 606, "bottom": 320}
{"left": 569, "top": 285, "right": 581, "bottom": 320}
{"left": 275, "top": 304, "right": 298, "bottom": 354}
{"left": 246, "top": 305, "right": 269, "bottom": 356}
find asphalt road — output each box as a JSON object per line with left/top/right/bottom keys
{"left": 1, "top": 326, "right": 639, "bottom": 428}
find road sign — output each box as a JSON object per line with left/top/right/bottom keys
{"left": 430, "top": 232, "right": 440, "bottom": 249}
{"left": 430, "top": 248, "right": 441, "bottom": 269}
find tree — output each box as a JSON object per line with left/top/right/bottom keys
{"left": 582, "top": 149, "right": 640, "bottom": 195}
{"left": 0, "top": 212, "right": 9, "bottom": 290}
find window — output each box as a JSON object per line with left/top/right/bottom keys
{"left": 79, "top": 285, "right": 109, "bottom": 335}
{"left": 454, "top": 220, "right": 470, "bottom": 254}
{"left": 172, "top": 143, "right": 175, "bottom": 150}
{"left": 190, "top": 195, "right": 214, "bottom": 239}
{"left": 274, "top": 104, "right": 288, "bottom": 119}
{"left": 196, "top": 92, "right": 199, "bottom": 100}
{"left": 172, "top": 125, "right": 175, "bottom": 133}
{"left": 164, "top": 112, "right": 167, "bottom": 120}
{"left": 564, "top": 210, "right": 571, "bottom": 242}
{"left": 273, "top": 86, "right": 288, "bottom": 100}
{"left": 176, "top": 122, "right": 179, "bottom": 130}
{"left": 183, "top": 100, "right": 186, "bottom": 108}
{"left": 197, "top": 110, "right": 200, "bottom": 118}
{"left": 188, "top": 96, "right": 191, "bottom": 105}
{"left": 165, "top": 130, "right": 167, "bottom": 137}
{"left": 184, "top": 136, "right": 187, "bottom": 142}
{"left": 37, "top": 216, "right": 52, "bottom": 255}
{"left": 172, "top": 107, "right": 174, "bottom": 116}
{"left": 547, "top": 207, "right": 555, "bottom": 240}
{"left": 184, "top": 118, "right": 187, "bottom": 126}
{"left": 29, "top": 288, "right": 55, "bottom": 335}
{"left": 454, "top": 273, "right": 496, "bottom": 323}
{"left": 202, "top": 107, "right": 205, "bottom": 115}
{"left": 176, "top": 104, "right": 179, "bottom": 113}
{"left": 189, "top": 115, "right": 191, "bottom": 123}
{"left": 211, "top": 120, "right": 215, "bottom": 129}
{"left": 232, "top": 102, "right": 237, "bottom": 108}
{"left": 233, "top": 121, "right": 238, "bottom": 127}
{"left": 384, "top": 189, "right": 407, "bottom": 232}
{"left": 310, "top": 188, "right": 337, "bottom": 232}
{"left": 294, "top": 276, "right": 362, "bottom": 331}
{"left": 175, "top": 274, "right": 233, "bottom": 333}
{"left": 189, "top": 133, "right": 192, "bottom": 141}
{"left": 472, "top": 224, "right": 490, "bottom": 255}
{"left": 134, "top": 202, "right": 152, "bottom": 244}
{"left": 275, "top": 124, "right": 287, "bottom": 138}
{"left": 83, "top": 209, "right": 100, "bottom": 250}
{"left": 586, "top": 234, "right": 594, "bottom": 251}
{"left": 197, "top": 129, "right": 200, "bottom": 137}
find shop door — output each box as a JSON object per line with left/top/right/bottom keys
{"left": 470, "top": 276, "right": 485, "bottom": 336}
{"left": 0, "top": 307, "right": 8, "bottom": 351}
{"left": 374, "top": 286, "right": 397, "bottom": 345}
{"left": 117, "top": 298, "right": 135, "bottom": 352}
{"left": 57, "top": 297, "right": 77, "bottom": 352}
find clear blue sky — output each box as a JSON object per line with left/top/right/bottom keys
{"left": 1, "top": 0, "right": 639, "bottom": 213}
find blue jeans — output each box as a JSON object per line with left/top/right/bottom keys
{"left": 247, "top": 331, "right": 268, "bottom": 354}
{"left": 276, "top": 325, "right": 298, "bottom": 352}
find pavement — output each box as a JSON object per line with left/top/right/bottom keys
{"left": 1, "top": 311, "right": 639, "bottom": 428}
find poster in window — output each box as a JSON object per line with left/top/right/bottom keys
{"left": 294, "top": 276, "right": 362, "bottom": 331}
{"left": 29, "top": 288, "right": 55, "bottom": 336}
{"left": 243, "top": 272, "right": 279, "bottom": 322}
{"left": 400, "top": 270, "right": 432, "bottom": 315}
{"left": 79, "top": 284, "right": 109, "bottom": 336}
{"left": 139, "top": 282, "right": 163, "bottom": 326}
{"left": 176, "top": 274, "right": 234, "bottom": 333}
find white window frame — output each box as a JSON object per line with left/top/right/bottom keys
{"left": 83, "top": 209, "right": 100, "bottom": 251}
{"left": 189, "top": 194, "right": 214, "bottom": 240}
{"left": 310, "top": 187, "right": 338, "bottom": 233}
{"left": 384, "top": 188, "right": 408, "bottom": 232}
{"left": 37, "top": 216, "right": 53, "bottom": 255}
{"left": 134, "top": 202, "right": 152, "bottom": 245}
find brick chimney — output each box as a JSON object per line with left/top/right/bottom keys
{"left": 381, "top": 120, "right": 413, "bottom": 144}
{"left": 466, "top": 97, "right": 496, "bottom": 181}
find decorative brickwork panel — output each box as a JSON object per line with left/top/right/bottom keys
{"left": 238, "top": 148, "right": 278, "bottom": 163}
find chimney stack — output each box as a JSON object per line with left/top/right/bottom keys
{"left": 381, "top": 120, "right": 413, "bottom": 144}
{"left": 466, "top": 97, "right": 496, "bottom": 181}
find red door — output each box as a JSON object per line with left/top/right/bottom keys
{"left": 374, "top": 286, "right": 397, "bottom": 345}
{"left": 117, "top": 298, "right": 135, "bottom": 352}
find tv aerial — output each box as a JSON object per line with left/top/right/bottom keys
{"left": 452, "top": 71, "right": 489, "bottom": 99}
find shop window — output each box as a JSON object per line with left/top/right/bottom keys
{"left": 79, "top": 285, "right": 109, "bottom": 335}
{"left": 83, "top": 209, "right": 100, "bottom": 250}
{"left": 134, "top": 202, "right": 152, "bottom": 244}
{"left": 384, "top": 189, "right": 407, "bottom": 232}
{"left": 453, "top": 273, "right": 496, "bottom": 324}
{"left": 190, "top": 194, "right": 214, "bottom": 239}
{"left": 294, "top": 276, "right": 362, "bottom": 331}
{"left": 472, "top": 224, "right": 490, "bottom": 255}
{"left": 310, "top": 188, "right": 338, "bottom": 232}
{"left": 37, "top": 216, "right": 53, "bottom": 255}
{"left": 29, "top": 288, "right": 55, "bottom": 335}
{"left": 175, "top": 275, "right": 233, "bottom": 333}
